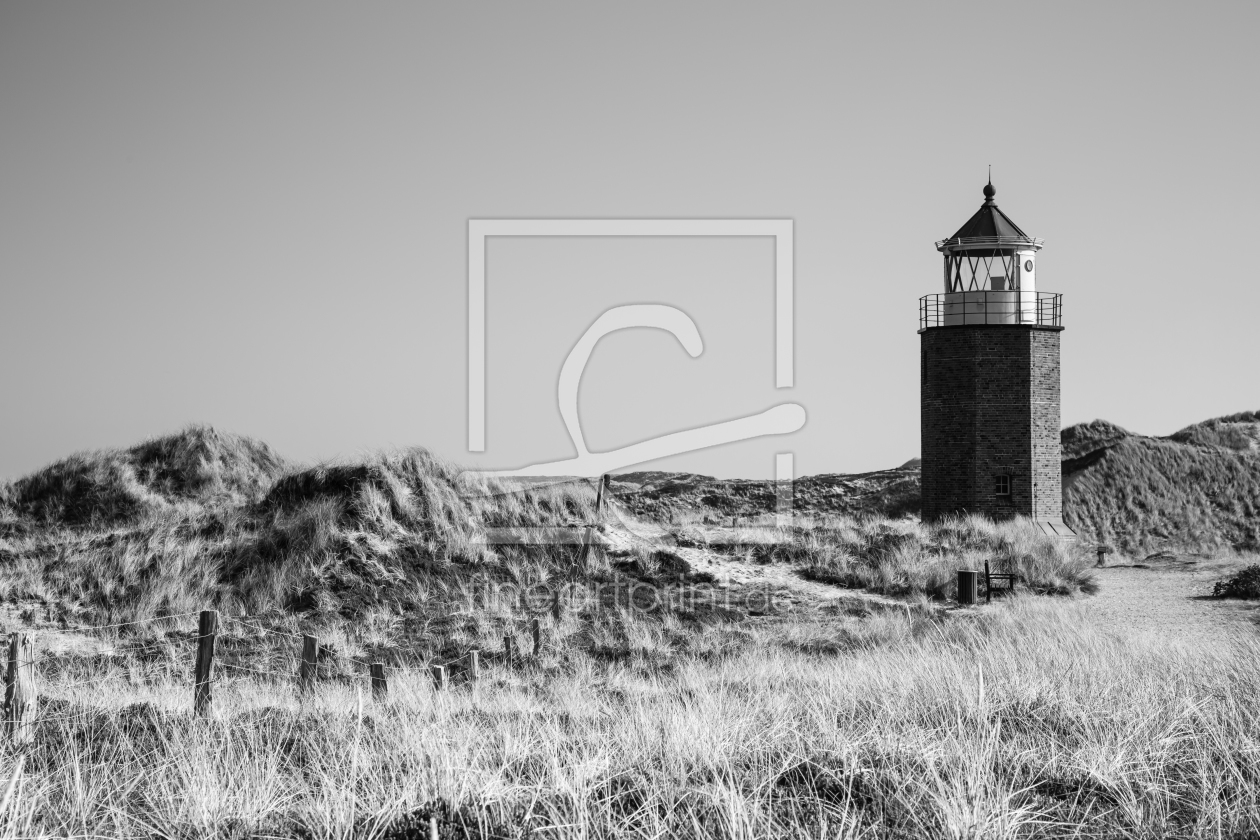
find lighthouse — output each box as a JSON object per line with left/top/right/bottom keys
{"left": 920, "top": 180, "right": 1071, "bottom": 534}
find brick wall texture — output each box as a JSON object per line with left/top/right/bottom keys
{"left": 920, "top": 326, "right": 1062, "bottom": 521}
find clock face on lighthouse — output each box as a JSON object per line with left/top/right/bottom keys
{"left": 1024, "top": 260, "right": 1034, "bottom": 272}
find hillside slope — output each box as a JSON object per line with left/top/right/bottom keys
{"left": 1062, "top": 412, "right": 1260, "bottom": 553}
{"left": 0, "top": 427, "right": 598, "bottom": 628}
{"left": 613, "top": 411, "right": 1260, "bottom": 554}
{"left": 2, "top": 413, "right": 1253, "bottom": 626}
{"left": 610, "top": 466, "right": 920, "bottom": 520}
{"left": 0, "top": 425, "right": 1097, "bottom": 645}
{"left": 0, "top": 426, "right": 287, "bottom": 529}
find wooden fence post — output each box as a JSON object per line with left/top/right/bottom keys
{"left": 531, "top": 617, "right": 541, "bottom": 656}
{"left": 551, "top": 589, "right": 564, "bottom": 622}
{"left": 193, "top": 610, "right": 217, "bottom": 717}
{"left": 431, "top": 665, "right": 447, "bottom": 691}
{"left": 299, "top": 635, "right": 319, "bottom": 694}
{"left": 503, "top": 634, "right": 514, "bottom": 664}
{"left": 595, "top": 474, "right": 608, "bottom": 520}
{"left": 467, "top": 649, "right": 480, "bottom": 682}
{"left": 5, "top": 633, "right": 37, "bottom": 743}
{"left": 370, "top": 662, "right": 387, "bottom": 699}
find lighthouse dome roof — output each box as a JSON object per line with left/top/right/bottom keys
{"left": 936, "top": 181, "right": 1043, "bottom": 253}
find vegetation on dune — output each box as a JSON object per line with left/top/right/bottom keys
{"left": 1059, "top": 418, "right": 1133, "bottom": 461}
{"left": 1, "top": 425, "right": 286, "bottom": 528}
{"left": 4, "top": 598, "right": 1259, "bottom": 838}
{"left": 1213, "top": 563, "right": 1260, "bottom": 599}
{"left": 1169, "top": 410, "right": 1260, "bottom": 451}
{"left": 613, "top": 410, "right": 1260, "bottom": 556}
{"left": 0, "top": 429, "right": 758, "bottom": 675}
{"left": 0, "top": 425, "right": 1256, "bottom": 838}
{"left": 611, "top": 466, "right": 922, "bottom": 521}
{"left": 675, "top": 513, "right": 1096, "bottom": 599}
{"left": 0, "top": 426, "right": 1097, "bottom": 706}
{"left": 0, "top": 428, "right": 606, "bottom": 641}
{"left": 11, "top": 409, "right": 1246, "bottom": 614}
{"left": 1062, "top": 414, "right": 1260, "bottom": 555}
{"left": 0, "top": 426, "right": 1099, "bottom": 637}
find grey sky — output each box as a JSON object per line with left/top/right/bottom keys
{"left": 2, "top": 1, "right": 1257, "bottom": 480}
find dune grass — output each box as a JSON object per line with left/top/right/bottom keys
{"left": 2, "top": 596, "right": 1258, "bottom": 839}
{"left": 0, "top": 429, "right": 603, "bottom": 638}
{"left": 1060, "top": 412, "right": 1260, "bottom": 556}
{"left": 673, "top": 513, "right": 1096, "bottom": 601}
{"left": 1, "top": 426, "right": 287, "bottom": 528}
{"left": 0, "top": 427, "right": 1096, "bottom": 667}
{"left": 2, "top": 425, "right": 1251, "bottom": 837}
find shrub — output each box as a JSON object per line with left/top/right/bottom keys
{"left": 1213, "top": 564, "right": 1260, "bottom": 599}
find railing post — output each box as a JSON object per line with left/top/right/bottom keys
{"left": 5, "top": 633, "right": 37, "bottom": 743}
{"left": 193, "top": 610, "right": 217, "bottom": 717}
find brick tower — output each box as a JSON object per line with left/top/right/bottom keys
{"left": 919, "top": 180, "right": 1071, "bottom": 533}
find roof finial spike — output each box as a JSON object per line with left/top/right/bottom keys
{"left": 983, "top": 167, "right": 996, "bottom": 203}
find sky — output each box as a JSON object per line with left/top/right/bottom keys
{"left": 1, "top": 1, "right": 1257, "bottom": 480}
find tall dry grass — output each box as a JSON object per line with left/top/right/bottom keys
{"left": 1, "top": 597, "right": 1257, "bottom": 838}
{"left": 2, "top": 427, "right": 1256, "bottom": 837}
{"left": 678, "top": 513, "right": 1096, "bottom": 600}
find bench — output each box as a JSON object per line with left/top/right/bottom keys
{"left": 984, "top": 558, "right": 1017, "bottom": 603}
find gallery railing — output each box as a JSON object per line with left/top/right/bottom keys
{"left": 919, "top": 291, "right": 1062, "bottom": 330}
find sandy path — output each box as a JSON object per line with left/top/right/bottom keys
{"left": 599, "top": 510, "right": 1260, "bottom": 635}
{"left": 597, "top": 517, "right": 907, "bottom": 615}
{"left": 1082, "top": 560, "right": 1258, "bottom": 645}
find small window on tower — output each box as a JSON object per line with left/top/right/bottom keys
{"left": 995, "top": 475, "right": 1012, "bottom": 497}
